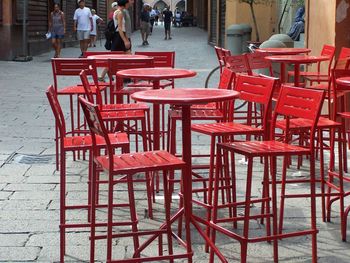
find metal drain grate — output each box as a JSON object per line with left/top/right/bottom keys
{"left": 9, "top": 154, "right": 55, "bottom": 165}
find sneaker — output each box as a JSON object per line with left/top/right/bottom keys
{"left": 168, "top": 37, "right": 172, "bottom": 40}
{"left": 142, "top": 41, "right": 146, "bottom": 46}
{"left": 145, "top": 41, "right": 149, "bottom": 45}
{"left": 164, "top": 37, "right": 167, "bottom": 40}
{"left": 79, "top": 53, "right": 84, "bottom": 58}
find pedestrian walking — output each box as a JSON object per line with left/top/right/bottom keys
{"left": 109, "top": 2, "right": 118, "bottom": 20}
{"left": 89, "top": 9, "right": 103, "bottom": 47}
{"left": 48, "top": 3, "right": 65, "bottom": 58}
{"left": 73, "top": 0, "right": 93, "bottom": 57}
{"left": 111, "top": 0, "right": 131, "bottom": 52}
{"left": 140, "top": 4, "right": 150, "bottom": 45}
{"left": 154, "top": 8, "right": 159, "bottom": 26}
{"left": 150, "top": 8, "right": 156, "bottom": 34}
{"left": 163, "top": 8, "right": 173, "bottom": 40}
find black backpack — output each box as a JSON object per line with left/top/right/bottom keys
{"left": 104, "top": 20, "right": 117, "bottom": 41}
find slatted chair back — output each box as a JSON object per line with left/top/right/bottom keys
{"left": 224, "top": 55, "right": 252, "bottom": 75}
{"left": 215, "top": 46, "right": 231, "bottom": 72}
{"left": 319, "top": 45, "right": 336, "bottom": 74}
{"left": 108, "top": 57, "right": 154, "bottom": 93}
{"left": 80, "top": 69, "right": 103, "bottom": 106}
{"left": 334, "top": 57, "right": 350, "bottom": 70}
{"left": 245, "top": 52, "right": 274, "bottom": 76}
{"left": 272, "top": 85, "right": 325, "bottom": 144}
{"left": 134, "top": 51, "right": 175, "bottom": 68}
{"left": 79, "top": 96, "right": 112, "bottom": 156}
{"left": 331, "top": 69, "right": 350, "bottom": 119}
{"left": 338, "top": 47, "right": 350, "bottom": 59}
{"left": 218, "top": 67, "right": 235, "bottom": 90}
{"left": 233, "top": 75, "right": 277, "bottom": 137}
{"left": 46, "top": 85, "right": 67, "bottom": 137}
{"left": 51, "top": 58, "right": 98, "bottom": 91}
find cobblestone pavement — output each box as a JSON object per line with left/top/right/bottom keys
{"left": 0, "top": 25, "right": 350, "bottom": 262}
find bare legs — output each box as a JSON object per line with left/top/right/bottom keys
{"left": 52, "top": 38, "right": 62, "bottom": 58}
{"left": 79, "top": 39, "right": 89, "bottom": 56}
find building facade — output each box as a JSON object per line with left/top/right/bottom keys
{"left": 142, "top": 0, "right": 186, "bottom": 12}
{"left": 0, "top": 0, "right": 107, "bottom": 60}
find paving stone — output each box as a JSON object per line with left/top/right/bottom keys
{"left": 10, "top": 190, "right": 60, "bottom": 200}
{"left": 0, "top": 191, "right": 14, "bottom": 200}
{"left": 0, "top": 233, "right": 30, "bottom": 247}
{"left": 3, "top": 183, "right": 56, "bottom": 191}
{"left": 0, "top": 247, "right": 41, "bottom": 261}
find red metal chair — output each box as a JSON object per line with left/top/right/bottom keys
{"left": 107, "top": 57, "right": 154, "bottom": 104}
{"left": 214, "top": 46, "right": 232, "bottom": 73}
{"left": 287, "top": 44, "right": 335, "bottom": 82}
{"left": 245, "top": 52, "right": 274, "bottom": 76}
{"left": 209, "top": 86, "right": 325, "bottom": 263}
{"left": 191, "top": 74, "right": 277, "bottom": 251}
{"left": 79, "top": 96, "right": 191, "bottom": 263}
{"left": 223, "top": 54, "right": 253, "bottom": 77}
{"left": 46, "top": 85, "right": 130, "bottom": 263}
{"left": 326, "top": 69, "right": 350, "bottom": 241}
{"left": 51, "top": 58, "right": 107, "bottom": 169}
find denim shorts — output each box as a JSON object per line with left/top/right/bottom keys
{"left": 51, "top": 32, "right": 64, "bottom": 39}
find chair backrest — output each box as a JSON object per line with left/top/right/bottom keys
{"left": 134, "top": 51, "right": 175, "bottom": 68}
{"left": 233, "top": 75, "right": 277, "bottom": 137}
{"left": 218, "top": 67, "right": 235, "bottom": 90}
{"left": 317, "top": 45, "right": 336, "bottom": 74}
{"left": 334, "top": 57, "right": 350, "bottom": 70}
{"left": 245, "top": 52, "right": 274, "bottom": 76}
{"left": 83, "top": 51, "right": 125, "bottom": 58}
{"left": 224, "top": 55, "right": 252, "bottom": 75}
{"left": 108, "top": 58, "right": 154, "bottom": 92}
{"left": 79, "top": 96, "right": 113, "bottom": 158}
{"left": 46, "top": 85, "right": 66, "bottom": 137}
{"left": 80, "top": 69, "right": 103, "bottom": 106}
{"left": 272, "top": 85, "right": 325, "bottom": 144}
{"left": 215, "top": 46, "right": 231, "bottom": 72}
{"left": 338, "top": 47, "right": 350, "bottom": 59}
{"left": 51, "top": 58, "right": 98, "bottom": 91}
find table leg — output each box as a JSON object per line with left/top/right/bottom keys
{"left": 294, "top": 63, "right": 300, "bottom": 87}
{"left": 153, "top": 80, "right": 161, "bottom": 151}
{"left": 280, "top": 63, "right": 286, "bottom": 83}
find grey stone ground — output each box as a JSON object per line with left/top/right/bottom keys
{"left": 0, "top": 25, "right": 349, "bottom": 262}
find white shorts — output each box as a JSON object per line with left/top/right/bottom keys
{"left": 77, "top": 30, "right": 90, "bottom": 40}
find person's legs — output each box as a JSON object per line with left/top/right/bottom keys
{"left": 168, "top": 23, "right": 172, "bottom": 39}
{"left": 52, "top": 38, "right": 58, "bottom": 57}
{"left": 56, "top": 39, "right": 62, "bottom": 57}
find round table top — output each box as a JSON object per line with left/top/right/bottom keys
{"left": 336, "top": 77, "right": 350, "bottom": 86}
{"left": 131, "top": 88, "right": 239, "bottom": 105}
{"left": 87, "top": 54, "right": 151, "bottom": 60}
{"left": 117, "top": 67, "right": 197, "bottom": 80}
{"left": 256, "top": 48, "right": 311, "bottom": 55}
{"left": 265, "top": 55, "right": 330, "bottom": 63}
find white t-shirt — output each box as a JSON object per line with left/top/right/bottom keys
{"left": 73, "top": 7, "right": 92, "bottom": 31}
{"left": 91, "top": 15, "right": 101, "bottom": 35}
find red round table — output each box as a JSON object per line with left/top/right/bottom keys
{"left": 87, "top": 54, "right": 151, "bottom": 61}
{"left": 118, "top": 68, "right": 196, "bottom": 150}
{"left": 131, "top": 88, "right": 240, "bottom": 260}
{"left": 265, "top": 55, "right": 330, "bottom": 86}
{"left": 256, "top": 47, "right": 311, "bottom": 55}
{"left": 336, "top": 77, "right": 350, "bottom": 86}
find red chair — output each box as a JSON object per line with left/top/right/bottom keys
{"left": 287, "top": 44, "right": 335, "bottom": 82}
{"left": 223, "top": 54, "right": 252, "bottom": 77}
{"left": 46, "top": 85, "right": 129, "bottom": 263}
{"left": 245, "top": 52, "right": 274, "bottom": 76}
{"left": 79, "top": 96, "right": 191, "bottom": 263}
{"left": 51, "top": 58, "right": 107, "bottom": 169}
{"left": 107, "top": 57, "right": 154, "bottom": 104}
{"left": 214, "top": 46, "right": 231, "bottom": 73}
{"left": 191, "top": 74, "right": 277, "bottom": 251}
{"left": 209, "top": 86, "right": 325, "bottom": 263}
{"left": 326, "top": 69, "right": 350, "bottom": 241}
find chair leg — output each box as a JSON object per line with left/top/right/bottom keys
{"left": 60, "top": 149, "right": 66, "bottom": 263}
{"left": 278, "top": 155, "right": 289, "bottom": 235}
{"left": 106, "top": 172, "right": 115, "bottom": 261}
{"left": 163, "top": 170, "right": 174, "bottom": 262}
{"left": 319, "top": 130, "right": 326, "bottom": 222}
{"left": 309, "top": 153, "right": 318, "bottom": 263}
{"left": 89, "top": 160, "right": 98, "bottom": 263}
{"left": 270, "top": 156, "right": 279, "bottom": 262}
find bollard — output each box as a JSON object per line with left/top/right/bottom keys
{"left": 226, "top": 24, "right": 244, "bottom": 55}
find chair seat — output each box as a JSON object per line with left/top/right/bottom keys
{"left": 127, "top": 80, "right": 173, "bottom": 88}
{"left": 169, "top": 109, "right": 224, "bottom": 120}
{"left": 276, "top": 117, "right": 341, "bottom": 130}
{"left": 77, "top": 81, "right": 109, "bottom": 87}
{"left": 64, "top": 133, "right": 129, "bottom": 150}
{"left": 100, "top": 110, "right": 145, "bottom": 121}
{"left": 191, "top": 102, "right": 217, "bottom": 110}
{"left": 101, "top": 103, "right": 149, "bottom": 112}
{"left": 339, "top": 112, "right": 350, "bottom": 118}
{"left": 95, "top": 150, "right": 185, "bottom": 174}
{"left": 58, "top": 85, "right": 106, "bottom": 95}
{"left": 218, "top": 140, "right": 310, "bottom": 157}
{"left": 191, "top": 122, "right": 263, "bottom": 136}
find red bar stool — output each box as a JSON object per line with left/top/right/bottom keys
{"left": 191, "top": 74, "right": 277, "bottom": 250}
{"left": 325, "top": 70, "right": 350, "bottom": 241}
{"left": 209, "top": 86, "right": 325, "bottom": 263}
{"left": 79, "top": 97, "right": 192, "bottom": 263}
{"left": 46, "top": 86, "right": 129, "bottom": 263}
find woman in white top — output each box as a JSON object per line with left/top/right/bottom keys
{"left": 111, "top": 0, "right": 131, "bottom": 52}
{"left": 89, "top": 9, "right": 103, "bottom": 47}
